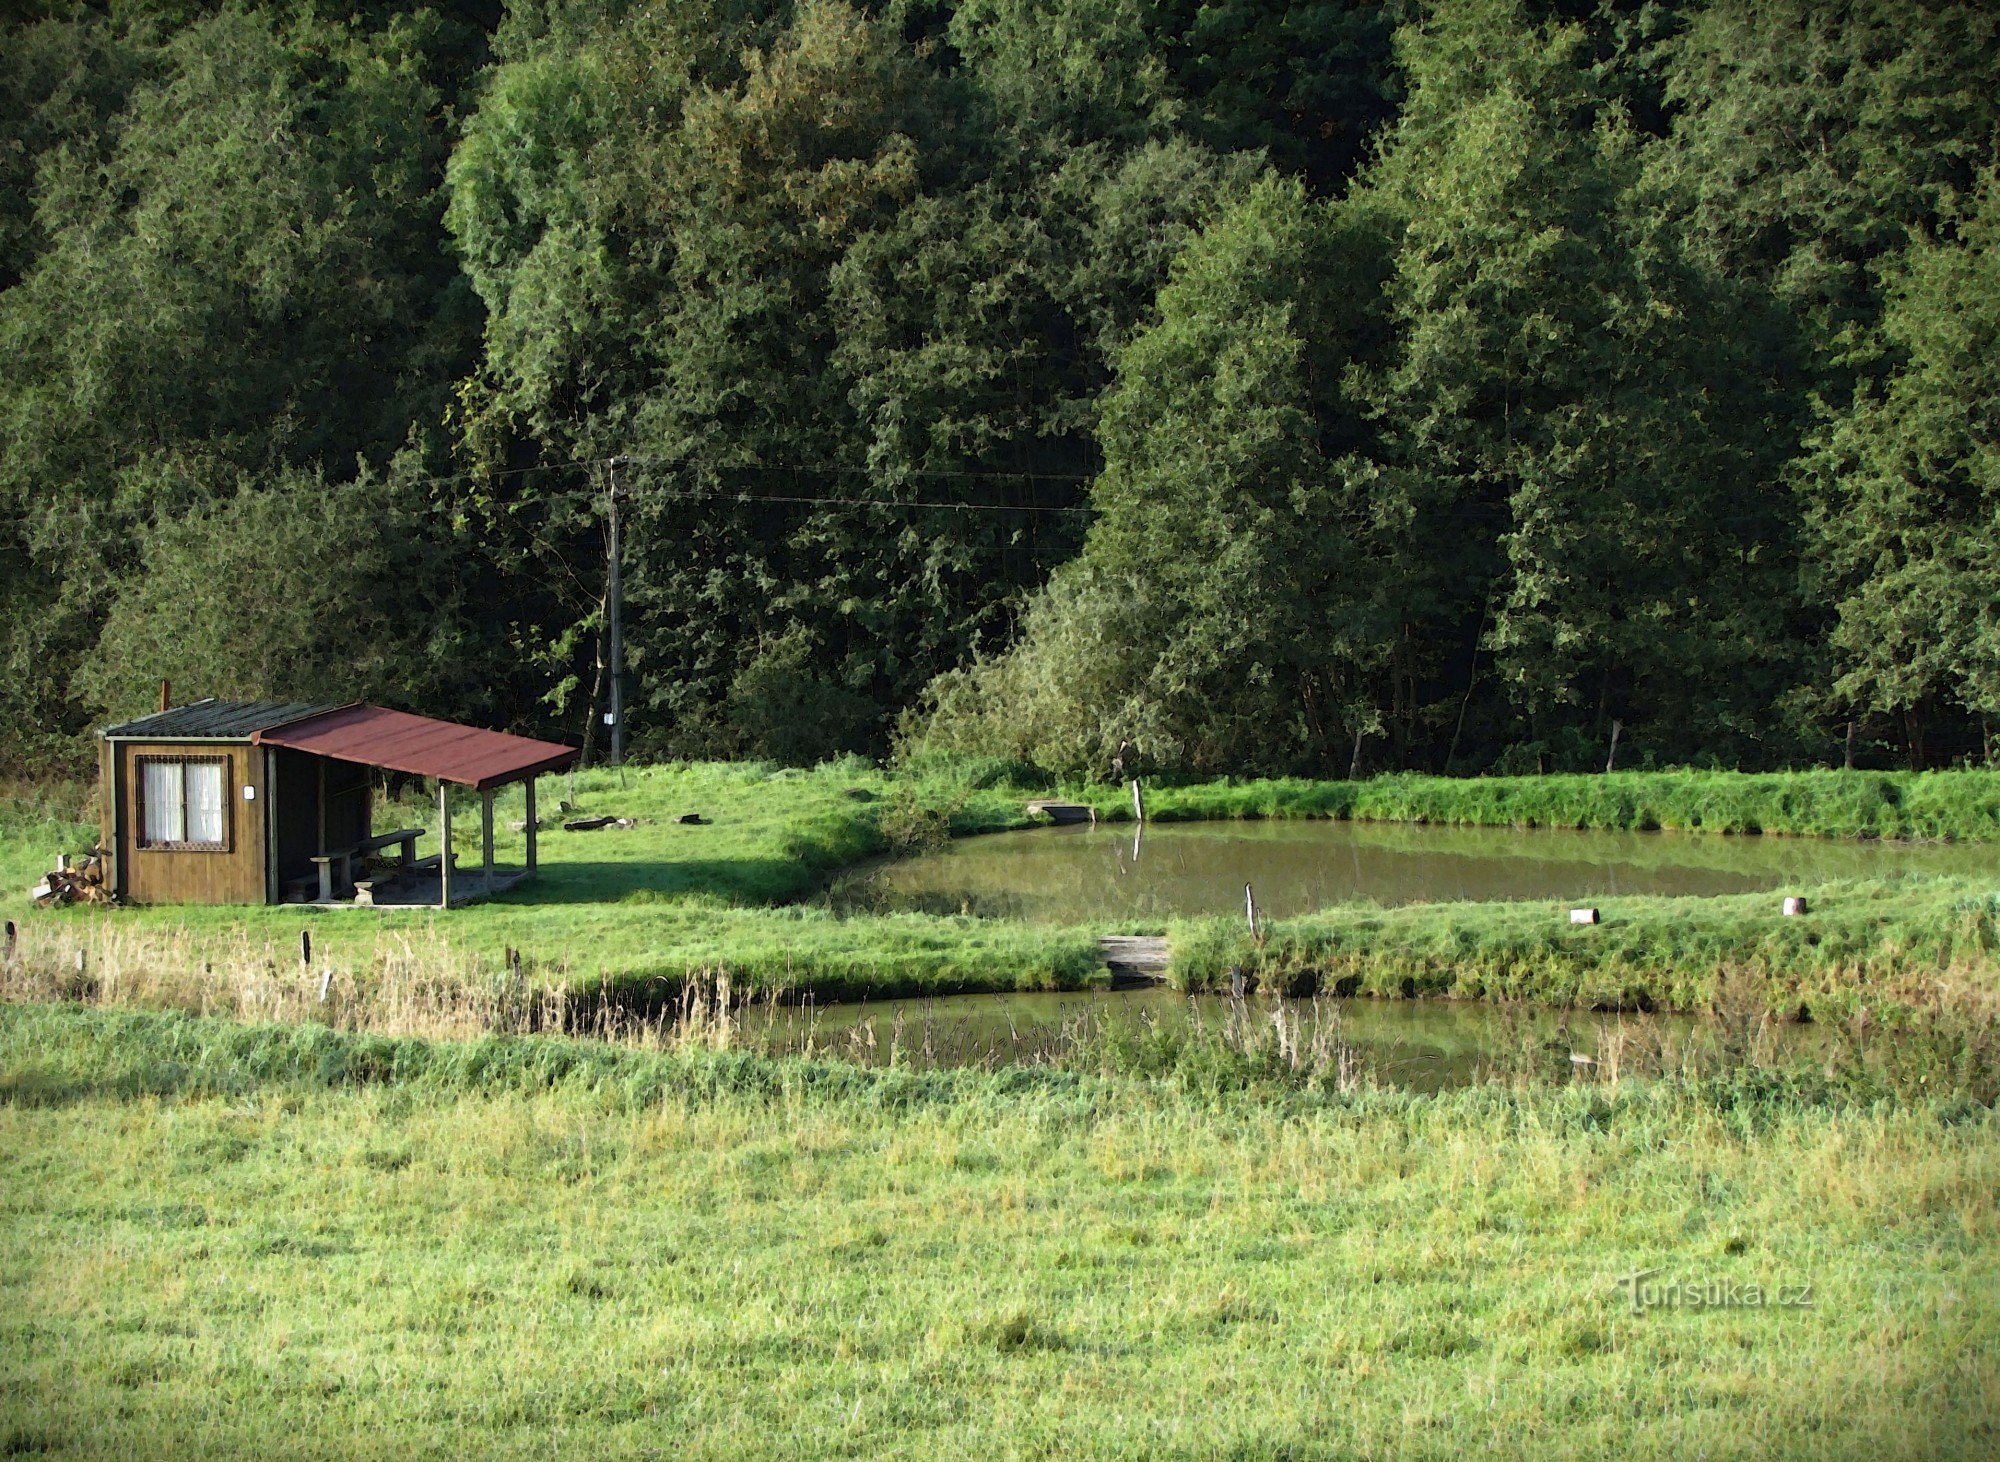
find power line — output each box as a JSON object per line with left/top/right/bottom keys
{"left": 625, "top": 484, "right": 1098, "bottom": 515}
{"left": 614, "top": 455, "right": 1098, "bottom": 484}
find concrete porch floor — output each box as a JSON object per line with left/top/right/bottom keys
{"left": 296, "top": 865, "right": 531, "bottom": 909}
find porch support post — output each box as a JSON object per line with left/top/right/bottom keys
{"left": 439, "top": 782, "right": 453, "bottom": 909}
{"left": 524, "top": 778, "right": 538, "bottom": 874}
{"left": 481, "top": 789, "right": 496, "bottom": 893}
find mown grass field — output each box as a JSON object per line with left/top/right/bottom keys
{"left": 1, "top": 1004, "right": 1996, "bottom": 1457}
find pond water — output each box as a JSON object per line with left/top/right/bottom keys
{"left": 832, "top": 818, "right": 1997, "bottom": 924}
{"left": 721, "top": 986, "right": 1829, "bottom": 1092}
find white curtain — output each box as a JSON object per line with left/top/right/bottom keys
{"left": 187, "top": 762, "right": 225, "bottom": 845}
{"left": 142, "top": 760, "right": 184, "bottom": 844}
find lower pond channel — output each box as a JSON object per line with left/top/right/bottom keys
{"left": 723, "top": 985, "right": 1844, "bottom": 1093}
{"left": 780, "top": 819, "right": 1996, "bottom": 1088}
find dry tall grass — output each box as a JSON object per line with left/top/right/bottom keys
{"left": 0, "top": 920, "right": 685, "bottom": 1045}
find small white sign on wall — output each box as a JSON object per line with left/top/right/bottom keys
{"left": 242, "top": 785, "right": 257, "bottom": 801}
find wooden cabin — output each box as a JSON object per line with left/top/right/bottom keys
{"left": 98, "top": 699, "right": 578, "bottom": 907}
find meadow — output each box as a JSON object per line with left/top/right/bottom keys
{"left": 0, "top": 1003, "right": 1994, "bottom": 1457}
{"left": 5, "top": 766, "right": 2000, "bottom": 1454}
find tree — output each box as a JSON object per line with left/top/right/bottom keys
{"left": 1649, "top": 0, "right": 2000, "bottom": 370}
{"left": 1806, "top": 172, "right": 2000, "bottom": 764}
{"left": 75, "top": 470, "right": 444, "bottom": 720}
{"left": 904, "top": 176, "right": 1405, "bottom": 776}
{"left": 0, "top": 5, "right": 474, "bottom": 738}
{"left": 1351, "top": 0, "right": 1800, "bottom": 769}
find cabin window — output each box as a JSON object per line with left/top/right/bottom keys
{"left": 137, "top": 756, "right": 230, "bottom": 851}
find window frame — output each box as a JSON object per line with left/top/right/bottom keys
{"left": 134, "top": 754, "right": 233, "bottom": 853}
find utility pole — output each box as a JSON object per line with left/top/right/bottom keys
{"left": 606, "top": 455, "right": 627, "bottom": 768}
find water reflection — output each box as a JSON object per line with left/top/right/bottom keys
{"left": 833, "top": 819, "right": 1997, "bottom": 923}
{"left": 717, "top": 986, "right": 1825, "bottom": 1092}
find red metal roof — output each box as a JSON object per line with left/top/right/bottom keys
{"left": 253, "top": 705, "right": 579, "bottom": 790}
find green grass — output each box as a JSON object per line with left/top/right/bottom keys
{"left": 5, "top": 763, "right": 1999, "bottom": 1019}
{"left": 1, "top": 1003, "right": 1995, "bottom": 1456}
{"left": 1067, "top": 767, "right": 2000, "bottom": 841}
{"left": 6, "top": 762, "right": 1097, "bottom": 1001}
{"left": 1172, "top": 876, "right": 2000, "bottom": 1018}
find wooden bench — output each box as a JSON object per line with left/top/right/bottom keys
{"left": 310, "top": 827, "right": 425, "bottom": 902}
{"left": 359, "top": 827, "right": 423, "bottom": 866}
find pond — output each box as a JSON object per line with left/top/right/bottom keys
{"left": 831, "top": 818, "right": 1997, "bottom": 924}
{"left": 719, "top": 986, "right": 1832, "bottom": 1092}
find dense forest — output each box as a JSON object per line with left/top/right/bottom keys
{"left": 1, "top": 0, "right": 1995, "bottom": 778}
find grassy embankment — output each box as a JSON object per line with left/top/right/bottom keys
{"left": 3, "top": 765, "right": 1998, "bottom": 1022}
{"left": 2, "top": 763, "right": 1101, "bottom": 1004}
{"left": 1, "top": 1001, "right": 1995, "bottom": 1456}
{"left": 1064, "top": 766, "right": 2000, "bottom": 839}
{"left": 1101, "top": 772, "right": 2000, "bottom": 1019}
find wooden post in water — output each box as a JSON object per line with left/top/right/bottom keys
{"left": 1244, "top": 883, "right": 1258, "bottom": 938}
{"left": 1130, "top": 778, "right": 1145, "bottom": 823}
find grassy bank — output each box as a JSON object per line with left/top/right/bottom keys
{"left": 1172, "top": 876, "right": 2000, "bottom": 1017}
{"left": 1066, "top": 767, "right": 2000, "bottom": 841}
{"left": 4, "top": 762, "right": 1093, "bottom": 1002}
{"left": 5, "top": 764, "right": 1999, "bottom": 1020}
{"left": 2, "top": 1004, "right": 1995, "bottom": 1456}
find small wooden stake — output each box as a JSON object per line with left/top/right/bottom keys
{"left": 300, "top": 930, "right": 312, "bottom": 969}
{"left": 1245, "top": 883, "right": 1259, "bottom": 937}
{"left": 3, "top": 920, "right": 15, "bottom": 966}
{"left": 74, "top": 949, "right": 86, "bottom": 975}
{"left": 1130, "top": 778, "right": 1145, "bottom": 823}
{"left": 318, "top": 967, "right": 333, "bottom": 1003}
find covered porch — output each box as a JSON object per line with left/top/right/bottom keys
{"left": 251, "top": 705, "right": 578, "bottom": 909}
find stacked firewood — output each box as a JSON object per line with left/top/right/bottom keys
{"left": 31, "top": 851, "right": 113, "bottom": 907}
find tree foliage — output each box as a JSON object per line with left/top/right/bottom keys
{"left": 0, "top": 0, "right": 1994, "bottom": 774}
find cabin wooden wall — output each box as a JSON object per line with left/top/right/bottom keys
{"left": 116, "top": 740, "right": 266, "bottom": 905}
